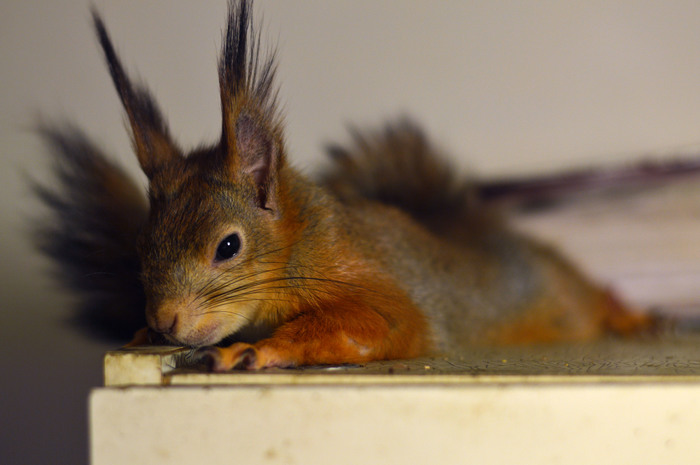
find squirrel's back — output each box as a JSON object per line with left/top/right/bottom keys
{"left": 319, "top": 120, "right": 655, "bottom": 349}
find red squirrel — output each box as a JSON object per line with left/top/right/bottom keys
{"left": 34, "top": 0, "right": 655, "bottom": 371}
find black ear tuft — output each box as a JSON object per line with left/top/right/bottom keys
{"left": 219, "top": 0, "right": 281, "bottom": 151}
{"left": 92, "top": 9, "right": 180, "bottom": 178}
{"left": 220, "top": 0, "right": 251, "bottom": 100}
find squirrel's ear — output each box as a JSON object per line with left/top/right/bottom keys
{"left": 218, "top": 0, "right": 283, "bottom": 212}
{"left": 93, "top": 11, "right": 180, "bottom": 179}
{"left": 228, "top": 113, "right": 280, "bottom": 212}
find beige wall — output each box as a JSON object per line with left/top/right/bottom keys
{"left": 4, "top": 1, "right": 700, "bottom": 463}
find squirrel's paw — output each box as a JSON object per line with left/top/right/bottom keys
{"left": 123, "top": 327, "right": 163, "bottom": 348}
{"left": 196, "top": 343, "right": 259, "bottom": 372}
{"left": 196, "top": 342, "right": 295, "bottom": 371}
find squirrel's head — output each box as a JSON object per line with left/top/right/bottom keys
{"left": 94, "top": 0, "right": 292, "bottom": 346}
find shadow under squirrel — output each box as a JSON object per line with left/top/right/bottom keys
{"left": 34, "top": 0, "right": 655, "bottom": 370}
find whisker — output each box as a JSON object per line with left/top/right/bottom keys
{"left": 198, "top": 266, "right": 295, "bottom": 303}
{"left": 199, "top": 275, "right": 395, "bottom": 315}
{"left": 194, "top": 246, "right": 305, "bottom": 297}
{"left": 190, "top": 237, "right": 397, "bottom": 319}
{"left": 204, "top": 297, "right": 293, "bottom": 310}
{"left": 197, "top": 309, "right": 256, "bottom": 321}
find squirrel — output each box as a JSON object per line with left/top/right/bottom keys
{"left": 33, "top": 0, "right": 656, "bottom": 371}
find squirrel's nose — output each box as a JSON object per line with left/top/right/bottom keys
{"left": 148, "top": 311, "right": 178, "bottom": 336}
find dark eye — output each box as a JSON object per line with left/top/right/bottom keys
{"left": 215, "top": 233, "right": 241, "bottom": 262}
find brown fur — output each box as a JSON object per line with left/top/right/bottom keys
{"left": 37, "top": 0, "right": 654, "bottom": 370}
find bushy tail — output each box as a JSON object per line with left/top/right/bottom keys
{"left": 320, "top": 118, "right": 488, "bottom": 233}
{"left": 33, "top": 124, "right": 147, "bottom": 341}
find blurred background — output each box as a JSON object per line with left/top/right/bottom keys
{"left": 5, "top": 1, "right": 700, "bottom": 463}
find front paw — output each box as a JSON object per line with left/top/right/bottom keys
{"left": 196, "top": 343, "right": 258, "bottom": 372}
{"left": 123, "top": 327, "right": 158, "bottom": 348}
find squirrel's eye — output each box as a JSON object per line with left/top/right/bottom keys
{"left": 215, "top": 233, "right": 241, "bottom": 262}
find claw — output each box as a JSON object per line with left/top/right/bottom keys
{"left": 233, "top": 347, "right": 257, "bottom": 370}
{"left": 194, "top": 347, "right": 224, "bottom": 371}
{"left": 195, "top": 343, "right": 258, "bottom": 372}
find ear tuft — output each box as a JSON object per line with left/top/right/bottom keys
{"left": 219, "top": 0, "right": 282, "bottom": 157}
{"left": 92, "top": 9, "right": 180, "bottom": 178}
